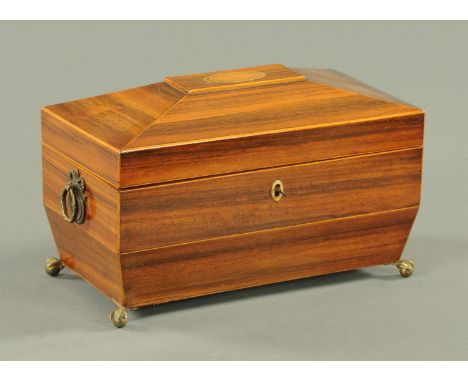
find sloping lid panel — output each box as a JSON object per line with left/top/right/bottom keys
{"left": 44, "top": 82, "right": 183, "bottom": 149}
{"left": 123, "top": 80, "right": 420, "bottom": 149}
{"left": 42, "top": 82, "right": 183, "bottom": 186}
{"left": 293, "top": 68, "right": 417, "bottom": 106}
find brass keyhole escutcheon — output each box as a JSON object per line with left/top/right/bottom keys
{"left": 271, "top": 180, "right": 285, "bottom": 202}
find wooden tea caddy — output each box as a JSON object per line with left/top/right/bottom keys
{"left": 42, "top": 64, "right": 424, "bottom": 328}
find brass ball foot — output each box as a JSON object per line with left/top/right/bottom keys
{"left": 395, "top": 259, "right": 414, "bottom": 278}
{"left": 110, "top": 307, "right": 128, "bottom": 328}
{"left": 45, "top": 257, "right": 65, "bottom": 277}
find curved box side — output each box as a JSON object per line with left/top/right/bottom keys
{"left": 42, "top": 145, "right": 119, "bottom": 252}
{"left": 45, "top": 207, "right": 125, "bottom": 306}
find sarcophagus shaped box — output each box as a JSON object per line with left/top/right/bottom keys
{"left": 42, "top": 64, "right": 424, "bottom": 327}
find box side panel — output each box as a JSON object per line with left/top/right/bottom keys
{"left": 42, "top": 108, "right": 120, "bottom": 186}
{"left": 120, "top": 113, "right": 424, "bottom": 187}
{"left": 120, "top": 148, "right": 422, "bottom": 252}
{"left": 46, "top": 207, "right": 125, "bottom": 306}
{"left": 121, "top": 207, "right": 418, "bottom": 308}
{"left": 43, "top": 144, "right": 119, "bottom": 252}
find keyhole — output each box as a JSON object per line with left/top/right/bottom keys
{"left": 275, "top": 184, "right": 285, "bottom": 197}
{"left": 271, "top": 180, "right": 285, "bottom": 201}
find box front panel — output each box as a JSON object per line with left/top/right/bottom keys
{"left": 121, "top": 207, "right": 418, "bottom": 308}
{"left": 120, "top": 148, "right": 422, "bottom": 253}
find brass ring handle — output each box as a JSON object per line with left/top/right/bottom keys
{"left": 61, "top": 185, "right": 78, "bottom": 223}
{"left": 60, "top": 169, "right": 87, "bottom": 224}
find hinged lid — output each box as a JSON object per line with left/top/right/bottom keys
{"left": 42, "top": 64, "right": 424, "bottom": 188}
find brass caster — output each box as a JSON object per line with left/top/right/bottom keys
{"left": 395, "top": 259, "right": 414, "bottom": 278}
{"left": 110, "top": 307, "right": 128, "bottom": 328}
{"left": 45, "top": 257, "right": 65, "bottom": 277}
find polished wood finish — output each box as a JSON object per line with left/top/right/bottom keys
{"left": 125, "top": 81, "right": 420, "bottom": 150}
{"left": 121, "top": 207, "right": 418, "bottom": 308}
{"left": 42, "top": 109, "right": 121, "bottom": 185}
{"left": 44, "top": 82, "right": 183, "bottom": 149}
{"left": 46, "top": 207, "right": 124, "bottom": 305}
{"left": 294, "top": 68, "right": 416, "bottom": 106}
{"left": 42, "top": 64, "right": 425, "bottom": 313}
{"left": 42, "top": 82, "right": 182, "bottom": 186}
{"left": 120, "top": 113, "right": 423, "bottom": 187}
{"left": 120, "top": 148, "right": 422, "bottom": 252}
{"left": 120, "top": 81, "right": 423, "bottom": 188}
{"left": 165, "top": 64, "right": 305, "bottom": 95}
{"left": 42, "top": 65, "right": 424, "bottom": 188}
{"left": 42, "top": 144, "right": 119, "bottom": 251}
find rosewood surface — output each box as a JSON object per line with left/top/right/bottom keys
{"left": 42, "top": 144, "right": 119, "bottom": 251}
{"left": 165, "top": 64, "right": 305, "bottom": 95}
{"left": 120, "top": 148, "right": 422, "bottom": 252}
{"left": 46, "top": 207, "right": 124, "bottom": 305}
{"left": 41, "top": 64, "right": 425, "bottom": 316}
{"left": 121, "top": 207, "right": 418, "bottom": 308}
{"left": 119, "top": 113, "right": 423, "bottom": 187}
{"left": 42, "top": 64, "right": 424, "bottom": 188}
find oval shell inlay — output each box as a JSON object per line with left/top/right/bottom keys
{"left": 203, "top": 71, "right": 266, "bottom": 84}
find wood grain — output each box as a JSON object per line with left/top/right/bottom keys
{"left": 120, "top": 148, "right": 422, "bottom": 252}
{"left": 165, "top": 64, "right": 305, "bottom": 95}
{"left": 46, "top": 207, "right": 124, "bottom": 306}
{"left": 42, "top": 109, "right": 121, "bottom": 185}
{"left": 43, "top": 65, "right": 424, "bottom": 188}
{"left": 42, "top": 65, "right": 425, "bottom": 311}
{"left": 120, "top": 113, "right": 424, "bottom": 187}
{"left": 43, "top": 144, "right": 119, "bottom": 251}
{"left": 42, "top": 82, "right": 182, "bottom": 186}
{"left": 124, "top": 80, "right": 421, "bottom": 150}
{"left": 294, "top": 67, "right": 417, "bottom": 106}
{"left": 121, "top": 207, "right": 418, "bottom": 308}
{"left": 44, "top": 82, "right": 183, "bottom": 149}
